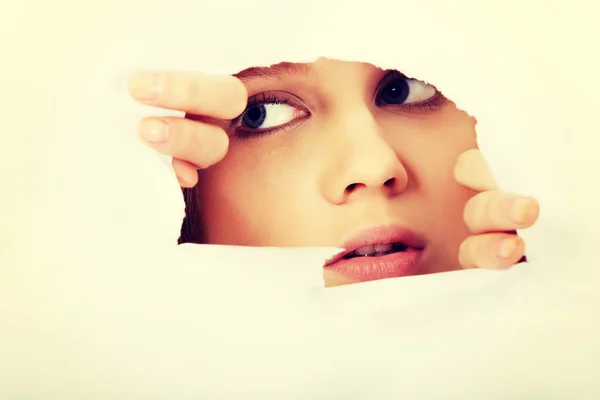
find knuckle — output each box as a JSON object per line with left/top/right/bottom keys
{"left": 182, "top": 77, "right": 202, "bottom": 105}
{"left": 463, "top": 193, "right": 485, "bottom": 229}
{"left": 463, "top": 195, "right": 476, "bottom": 221}
{"left": 470, "top": 191, "right": 506, "bottom": 231}
{"left": 474, "top": 236, "right": 491, "bottom": 268}
{"left": 484, "top": 192, "right": 501, "bottom": 222}
{"left": 458, "top": 241, "right": 469, "bottom": 268}
{"left": 163, "top": 119, "right": 192, "bottom": 159}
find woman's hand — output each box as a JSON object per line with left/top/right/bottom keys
{"left": 129, "top": 71, "right": 247, "bottom": 187}
{"left": 454, "top": 149, "right": 540, "bottom": 269}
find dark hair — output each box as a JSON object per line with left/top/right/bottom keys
{"left": 178, "top": 187, "right": 203, "bottom": 244}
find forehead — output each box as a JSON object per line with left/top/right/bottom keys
{"left": 234, "top": 62, "right": 312, "bottom": 82}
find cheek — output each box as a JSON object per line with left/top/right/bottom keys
{"left": 194, "top": 143, "right": 315, "bottom": 246}
{"left": 419, "top": 115, "right": 478, "bottom": 206}
{"left": 406, "top": 141, "right": 474, "bottom": 235}
{"left": 383, "top": 111, "right": 478, "bottom": 268}
{"left": 383, "top": 110, "right": 477, "bottom": 194}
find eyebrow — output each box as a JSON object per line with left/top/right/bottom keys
{"left": 234, "top": 62, "right": 312, "bottom": 81}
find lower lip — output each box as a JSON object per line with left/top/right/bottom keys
{"left": 324, "top": 249, "right": 423, "bottom": 283}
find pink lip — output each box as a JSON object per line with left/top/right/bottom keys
{"left": 324, "top": 225, "right": 426, "bottom": 283}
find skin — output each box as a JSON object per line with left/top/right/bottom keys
{"left": 129, "top": 59, "right": 540, "bottom": 287}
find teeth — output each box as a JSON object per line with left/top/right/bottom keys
{"left": 353, "top": 243, "right": 395, "bottom": 256}
{"left": 355, "top": 245, "right": 375, "bottom": 256}
{"left": 374, "top": 243, "right": 393, "bottom": 252}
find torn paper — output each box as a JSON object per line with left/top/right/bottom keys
{"left": 3, "top": 0, "right": 600, "bottom": 398}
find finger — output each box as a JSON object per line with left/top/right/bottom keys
{"left": 464, "top": 190, "right": 540, "bottom": 234}
{"left": 454, "top": 149, "right": 498, "bottom": 192}
{"left": 129, "top": 71, "right": 247, "bottom": 119}
{"left": 172, "top": 158, "right": 199, "bottom": 188}
{"left": 138, "top": 116, "right": 229, "bottom": 169}
{"left": 459, "top": 233, "right": 525, "bottom": 269}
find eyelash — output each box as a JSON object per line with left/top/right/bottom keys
{"left": 229, "top": 93, "right": 305, "bottom": 139}
{"left": 391, "top": 91, "right": 446, "bottom": 112}
{"left": 230, "top": 73, "right": 447, "bottom": 139}
{"left": 375, "top": 71, "right": 447, "bottom": 112}
{"left": 251, "top": 92, "right": 292, "bottom": 108}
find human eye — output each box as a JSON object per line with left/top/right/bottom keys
{"left": 229, "top": 92, "right": 309, "bottom": 138}
{"left": 375, "top": 71, "right": 446, "bottom": 111}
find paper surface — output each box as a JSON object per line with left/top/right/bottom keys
{"left": 3, "top": 0, "right": 600, "bottom": 398}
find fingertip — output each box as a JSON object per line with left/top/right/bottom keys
{"left": 197, "top": 128, "right": 229, "bottom": 169}
{"left": 528, "top": 198, "right": 541, "bottom": 226}
{"left": 128, "top": 72, "right": 164, "bottom": 103}
{"left": 138, "top": 117, "right": 170, "bottom": 144}
{"left": 492, "top": 235, "right": 525, "bottom": 269}
{"left": 453, "top": 149, "right": 498, "bottom": 192}
{"left": 454, "top": 148, "right": 479, "bottom": 171}
{"left": 459, "top": 233, "right": 526, "bottom": 270}
{"left": 172, "top": 158, "right": 199, "bottom": 188}
{"left": 510, "top": 197, "right": 541, "bottom": 228}
{"left": 178, "top": 177, "right": 195, "bottom": 188}
{"left": 496, "top": 235, "right": 523, "bottom": 259}
{"left": 453, "top": 149, "right": 469, "bottom": 176}
{"left": 222, "top": 76, "right": 248, "bottom": 118}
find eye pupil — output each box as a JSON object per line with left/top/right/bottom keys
{"left": 242, "top": 105, "right": 266, "bottom": 129}
{"left": 380, "top": 78, "right": 409, "bottom": 104}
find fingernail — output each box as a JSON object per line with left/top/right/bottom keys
{"left": 509, "top": 197, "right": 534, "bottom": 224}
{"left": 140, "top": 119, "right": 170, "bottom": 143}
{"left": 129, "top": 72, "right": 163, "bottom": 101}
{"left": 497, "top": 236, "right": 519, "bottom": 258}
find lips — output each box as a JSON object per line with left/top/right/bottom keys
{"left": 324, "top": 225, "right": 426, "bottom": 283}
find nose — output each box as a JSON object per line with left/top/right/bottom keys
{"left": 320, "top": 109, "right": 409, "bottom": 205}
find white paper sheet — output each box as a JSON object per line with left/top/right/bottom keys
{"left": 2, "top": 0, "right": 599, "bottom": 398}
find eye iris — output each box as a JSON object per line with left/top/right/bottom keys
{"left": 380, "top": 78, "right": 409, "bottom": 104}
{"left": 242, "top": 105, "right": 266, "bottom": 129}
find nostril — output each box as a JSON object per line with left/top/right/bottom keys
{"left": 345, "top": 183, "right": 365, "bottom": 194}
{"left": 384, "top": 178, "right": 396, "bottom": 188}
{"left": 345, "top": 178, "right": 396, "bottom": 195}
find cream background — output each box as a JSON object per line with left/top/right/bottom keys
{"left": 2, "top": 0, "right": 599, "bottom": 398}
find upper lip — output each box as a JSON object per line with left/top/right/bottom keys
{"left": 324, "top": 224, "right": 426, "bottom": 266}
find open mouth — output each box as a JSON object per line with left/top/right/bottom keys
{"left": 342, "top": 242, "right": 409, "bottom": 259}
{"left": 323, "top": 225, "right": 427, "bottom": 282}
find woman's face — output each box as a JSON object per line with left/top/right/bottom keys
{"left": 190, "top": 58, "right": 478, "bottom": 287}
